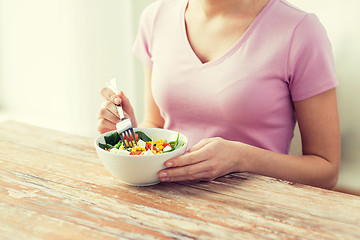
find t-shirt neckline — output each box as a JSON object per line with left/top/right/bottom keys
{"left": 180, "top": 0, "right": 275, "bottom": 68}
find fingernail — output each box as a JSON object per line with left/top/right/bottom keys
{"left": 160, "top": 172, "right": 167, "bottom": 177}
{"left": 114, "top": 97, "right": 120, "bottom": 104}
{"left": 161, "top": 177, "right": 170, "bottom": 182}
{"left": 165, "top": 162, "right": 173, "bottom": 167}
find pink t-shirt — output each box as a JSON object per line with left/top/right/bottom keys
{"left": 133, "top": 0, "right": 338, "bottom": 153}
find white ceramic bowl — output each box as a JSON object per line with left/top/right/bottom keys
{"left": 94, "top": 128, "right": 188, "bottom": 186}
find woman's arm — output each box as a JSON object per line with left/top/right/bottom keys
{"left": 245, "top": 88, "right": 340, "bottom": 189}
{"left": 251, "top": 88, "right": 340, "bottom": 188}
{"left": 159, "top": 88, "right": 340, "bottom": 189}
{"left": 97, "top": 66, "right": 164, "bottom": 133}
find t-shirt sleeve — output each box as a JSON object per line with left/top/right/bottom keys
{"left": 287, "top": 13, "right": 339, "bottom": 101}
{"left": 132, "top": 4, "right": 156, "bottom": 69}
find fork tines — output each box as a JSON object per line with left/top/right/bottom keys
{"left": 120, "top": 129, "right": 137, "bottom": 149}
{"left": 116, "top": 119, "right": 137, "bottom": 149}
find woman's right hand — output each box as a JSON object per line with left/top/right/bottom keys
{"left": 97, "top": 88, "right": 138, "bottom": 134}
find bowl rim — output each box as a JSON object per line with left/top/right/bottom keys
{"left": 94, "top": 128, "right": 188, "bottom": 158}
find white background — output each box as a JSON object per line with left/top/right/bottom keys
{"left": 0, "top": 0, "right": 359, "bottom": 190}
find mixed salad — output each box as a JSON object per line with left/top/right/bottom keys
{"left": 99, "top": 130, "right": 185, "bottom": 156}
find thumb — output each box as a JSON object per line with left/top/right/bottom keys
{"left": 100, "top": 87, "right": 121, "bottom": 105}
{"left": 118, "top": 91, "right": 133, "bottom": 111}
{"left": 118, "top": 91, "right": 138, "bottom": 127}
{"left": 188, "top": 138, "right": 213, "bottom": 153}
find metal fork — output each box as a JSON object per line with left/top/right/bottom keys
{"left": 115, "top": 105, "right": 137, "bottom": 148}
{"left": 107, "top": 79, "right": 137, "bottom": 149}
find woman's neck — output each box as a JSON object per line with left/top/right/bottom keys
{"left": 188, "top": 0, "right": 269, "bottom": 18}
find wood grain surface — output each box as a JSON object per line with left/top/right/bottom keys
{"left": 0, "top": 121, "right": 359, "bottom": 240}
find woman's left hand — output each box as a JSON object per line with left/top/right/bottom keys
{"left": 158, "top": 137, "right": 245, "bottom": 182}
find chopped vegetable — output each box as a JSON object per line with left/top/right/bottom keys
{"left": 135, "top": 131, "right": 152, "bottom": 142}
{"left": 164, "top": 133, "right": 183, "bottom": 153}
{"left": 99, "top": 143, "right": 114, "bottom": 150}
{"left": 104, "top": 132, "right": 120, "bottom": 146}
{"left": 125, "top": 133, "right": 138, "bottom": 142}
{"left": 99, "top": 131, "right": 185, "bottom": 155}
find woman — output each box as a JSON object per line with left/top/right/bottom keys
{"left": 97, "top": 0, "right": 340, "bottom": 189}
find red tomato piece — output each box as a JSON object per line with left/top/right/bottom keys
{"left": 145, "top": 142, "right": 152, "bottom": 151}
{"left": 162, "top": 143, "right": 171, "bottom": 149}
{"left": 126, "top": 134, "right": 138, "bottom": 142}
{"left": 153, "top": 146, "right": 159, "bottom": 153}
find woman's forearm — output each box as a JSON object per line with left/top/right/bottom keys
{"left": 237, "top": 143, "right": 339, "bottom": 189}
{"left": 138, "top": 120, "right": 163, "bottom": 128}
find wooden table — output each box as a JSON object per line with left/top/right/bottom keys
{"left": 0, "top": 121, "right": 359, "bottom": 240}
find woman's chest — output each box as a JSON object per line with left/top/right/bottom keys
{"left": 184, "top": 17, "right": 252, "bottom": 64}
{"left": 151, "top": 51, "right": 292, "bottom": 130}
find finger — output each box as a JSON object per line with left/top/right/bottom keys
{"left": 98, "top": 101, "right": 120, "bottom": 121}
{"left": 118, "top": 91, "right": 134, "bottom": 113}
{"left": 164, "top": 143, "right": 210, "bottom": 168}
{"left": 97, "top": 118, "right": 117, "bottom": 134}
{"left": 188, "top": 138, "right": 214, "bottom": 153}
{"left": 159, "top": 160, "right": 213, "bottom": 182}
{"left": 97, "top": 107, "right": 119, "bottom": 124}
{"left": 100, "top": 87, "right": 121, "bottom": 105}
{"left": 165, "top": 137, "right": 222, "bottom": 168}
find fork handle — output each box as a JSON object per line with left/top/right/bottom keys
{"left": 115, "top": 104, "right": 125, "bottom": 120}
